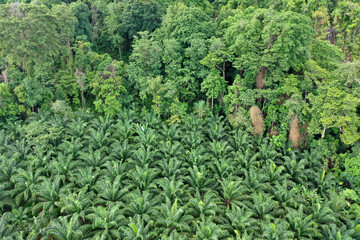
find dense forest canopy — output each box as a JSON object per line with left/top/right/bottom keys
{"left": 0, "top": 0, "right": 360, "bottom": 239}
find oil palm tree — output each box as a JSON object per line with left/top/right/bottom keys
{"left": 155, "top": 198, "right": 192, "bottom": 237}
{"left": 220, "top": 177, "right": 245, "bottom": 209}
{"left": 46, "top": 214, "right": 85, "bottom": 240}
{"left": 70, "top": 167, "right": 101, "bottom": 191}
{"left": 286, "top": 205, "right": 319, "bottom": 239}
{"left": 102, "top": 161, "right": 128, "bottom": 182}
{"left": 194, "top": 219, "right": 228, "bottom": 240}
{"left": 33, "top": 177, "right": 64, "bottom": 218}
{"left": 245, "top": 193, "right": 279, "bottom": 221}
{"left": 186, "top": 166, "right": 214, "bottom": 196}
{"left": 80, "top": 149, "right": 108, "bottom": 169}
{"left": 188, "top": 191, "right": 218, "bottom": 221}
{"left": 225, "top": 206, "right": 257, "bottom": 236}
{"left": 94, "top": 176, "right": 130, "bottom": 204}
{"left": 59, "top": 187, "right": 94, "bottom": 222}
{"left": 128, "top": 166, "right": 158, "bottom": 192}
{"left": 85, "top": 205, "right": 125, "bottom": 239}
{"left": 159, "top": 157, "right": 183, "bottom": 180}
{"left": 11, "top": 168, "right": 43, "bottom": 207}
{"left": 124, "top": 190, "right": 159, "bottom": 223}
{"left": 158, "top": 177, "right": 186, "bottom": 204}
{"left": 260, "top": 221, "right": 294, "bottom": 240}
{"left": 109, "top": 140, "right": 133, "bottom": 163}
{"left": 122, "top": 216, "right": 156, "bottom": 240}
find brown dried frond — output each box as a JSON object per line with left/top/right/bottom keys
{"left": 289, "top": 114, "right": 300, "bottom": 148}
{"left": 255, "top": 66, "right": 267, "bottom": 89}
{"left": 249, "top": 105, "right": 264, "bottom": 136}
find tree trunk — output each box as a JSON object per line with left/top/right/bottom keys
{"left": 321, "top": 126, "right": 326, "bottom": 139}
{"left": 222, "top": 62, "right": 226, "bottom": 80}
{"left": 327, "top": 23, "right": 337, "bottom": 45}
{"left": 211, "top": 96, "right": 214, "bottom": 112}
{"left": 80, "top": 89, "right": 86, "bottom": 110}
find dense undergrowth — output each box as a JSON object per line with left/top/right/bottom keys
{"left": 0, "top": 109, "right": 359, "bottom": 239}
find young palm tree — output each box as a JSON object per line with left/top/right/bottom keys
{"left": 159, "top": 141, "right": 183, "bottom": 160}
{"left": 310, "top": 202, "right": 336, "bottom": 230}
{"left": 0, "top": 157, "right": 17, "bottom": 189}
{"left": 113, "top": 118, "right": 135, "bottom": 142}
{"left": 194, "top": 219, "right": 228, "bottom": 240}
{"left": 85, "top": 205, "right": 125, "bottom": 239}
{"left": 283, "top": 158, "right": 307, "bottom": 185}
{"left": 158, "top": 157, "right": 183, "bottom": 180}
{"left": 233, "top": 149, "right": 257, "bottom": 173}
{"left": 256, "top": 142, "right": 280, "bottom": 164}
{"left": 225, "top": 206, "right": 257, "bottom": 236}
{"left": 66, "top": 119, "right": 88, "bottom": 139}
{"left": 322, "top": 223, "right": 355, "bottom": 240}
{"left": 58, "top": 137, "right": 84, "bottom": 160}
{"left": 186, "top": 166, "right": 214, "bottom": 196}
{"left": 11, "top": 168, "right": 43, "bottom": 207}
{"left": 261, "top": 162, "right": 285, "bottom": 186}
{"left": 245, "top": 193, "right": 279, "bottom": 221}
{"left": 327, "top": 191, "right": 351, "bottom": 223}
{"left": 210, "top": 158, "right": 233, "bottom": 180}
{"left": 109, "top": 140, "right": 133, "bottom": 163}
{"left": 183, "top": 147, "right": 207, "bottom": 168}
{"left": 219, "top": 177, "right": 245, "bottom": 209}
{"left": 51, "top": 153, "right": 79, "bottom": 181}
{"left": 0, "top": 130, "right": 10, "bottom": 155}
{"left": 271, "top": 183, "right": 297, "bottom": 213}
{"left": 188, "top": 191, "right": 218, "bottom": 222}
{"left": 260, "top": 221, "right": 294, "bottom": 240}
{"left": 59, "top": 187, "right": 95, "bottom": 222}
{"left": 158, "top": 177, "right": 186, "bottom": 204}
{"left": 86, "top": 128, "right": 111, "bottom": 152}
{"left": 0, "top": 219, "right": 13, "bottom": 240}
{"left": 128, "top": 165, "right": 158, "bottom": 192}
{"left": 80, "top": 149, "right": 108, "bottom": 169}
{"left": 90, "top": 115, "right": 114, "bottom": 134}
{"left": 124, "top": 190, "right": 159, "bottom": 223}
{"left": 130, "top": 145, "right": 158, "bottom": 167}
{"left": 2, "top": 206, "right": 32, "bottom": 235}
{"left": 155, "top": 198, "right": 192, "bottom": 237}
{"left": 241, "top": 168, "right": 267, "bottom": 194}
{"left": 70, "top": 167, "right": 101, "bottom": 191}
{"left": 205, "top": 117, "right": 228, "bottom": 141}
{"left": 121, "top": 216, "right": 156, "bottom": 240}
{"left": 228, "top": 129, "right": 253, "bottom": 153}
{"left": 160, "top": 123, "right": 181, "bottom": 143}
{"left": 46, "top": 214, "right": 85, "bottom": 240}
{"left": 208, "top": 140, "right": 232, "bottom": 161}
{"left": 181, "top": 131, "right": 204, "bottom": 151}
{"left": 8, "top": 139, "right": 31, "bottom": 162}
{"left": 286, "top": 205, "right": 319, "bottom": 239}
{"left": 94, "top": 176, "right": 130, "bottom": 204}
{"left": 134, "top": 124, "right": 157, "bottom": 148}
{"left": 0, "top": 184, "right": 13, "bottom": 209}
{"left": 33, "top": 177, "right": 64, "bottom": 218}
{"left": 102, "top": 161, "right": 128, "bottom": 182}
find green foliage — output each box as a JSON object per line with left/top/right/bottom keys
{"left": 0, "top": 109, "right": 358, "bottom": 239}
{"left": 0, "top": 3, "right": 62, "bottom": 73}
{"left": 343, "top": 155, "right": 360, "bottom": 188}
{"left": 0, "top": 1, "right": 359, "bottom": 238}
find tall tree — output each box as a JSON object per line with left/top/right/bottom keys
{"left": 225, "top": 9, "right": 314, "bottom": 89}
{"left": 0, "top": 3, "right": 61, "bottom": 74}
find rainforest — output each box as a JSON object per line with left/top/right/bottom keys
{"left": 0, "top": 0, "right": 360, "bottom": 239}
